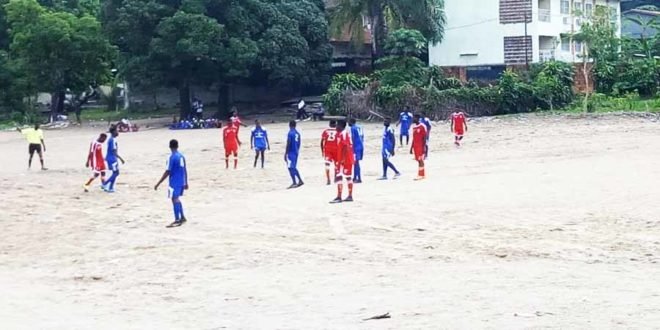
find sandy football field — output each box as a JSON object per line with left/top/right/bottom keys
{"left": 1, "top": 114, "right": 660, "bottom": 329}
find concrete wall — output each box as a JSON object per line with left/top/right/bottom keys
{"left": 129, "top": 84, "right": 294, "bottom": 111}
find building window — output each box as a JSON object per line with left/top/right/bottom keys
{"left": 560, "top": 0, "right": 570, "bottom": 15}
{"left": 609, "top": 7, "right": 617, "bottom": 24}
{"left": 574, "top": 41, "right": 583, "bottom": 54}
{"left": 561, "top": 37, "right": 570, "bottom": 52}
{"left": 585, "top": 1, "right": 593, "bottom": 17}
{"left": 574, "top": 1, "right": 583, "bottom": 14}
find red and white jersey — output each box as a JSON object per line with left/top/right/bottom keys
{"left": 412, "top": 123, "right": 427, "bottom": 150}
{"left": 452, "top": 112, "right": 466, "bottom": 132}
{"left": 336, "top": 129, "right": 354, "bottom": 164}
{"left": 223, "top": 126, "right": 239, "bottom": 149}
{"left": 321, "top": 128, "right": 338, "bottom": 156}
{"left": 89, "top": 140, "right": 105, "bottom": 170}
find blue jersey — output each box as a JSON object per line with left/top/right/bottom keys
{"left": 287, "top": 129, "right": 301, "bottom": 157}
{"left": 167, "top": 151, "right": 187, "bottom": 188}
{"left": 399, "top": 112, "right": 413, "bottom": 128}
{"left": 421, "top": 117, "right": 432, "bottom": 133}
{"left": 251, "top": 126, "right": 268, "bottom": 150}
{"left": 382, "top": 126, "right": 396, "bottom": 154}
{"left": 106, "top": 137, "right": 118, "bottom": 163}
{"left": 350, "top": 125, "right": 364, "bottom": 151}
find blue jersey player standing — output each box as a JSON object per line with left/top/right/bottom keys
{"left": 396, "top": 107, "right": 413, "bottom": 146}
{"left": 379, "top": 117, "right": 401, "bottom": 180}
{"left": 285, "top": 120, "right": 304, "bottom": 189}
{"left": 251, "top": 119, "right": 270, "bottom": 168}
{"left": 348, "top": 118, "right": 364, "bottom": 183}
{"left": 103, "top": 127, "right": 125, "bottom": 193}
{"left": 155, "top": 139, "right": 189, "bottom": 228}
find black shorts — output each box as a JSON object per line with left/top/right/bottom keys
{"left": 28, "top": 144, "right": 42, "bottom": 155}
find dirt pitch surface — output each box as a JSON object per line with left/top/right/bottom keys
{"left": 1, "top": 114, "right": 659, "bottom": 329}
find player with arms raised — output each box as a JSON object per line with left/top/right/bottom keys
{"left": 154, "top": 139, "right": 189, "bottom": 228}
{"left": 83, "top": 133, "right": 108, "bottom": 192}
{"left": 330, "top": 120, "right": 354, "bottom": 203}
{"left": 17, "top": 124, "right": 47, "bottom": 170}
{"left": 451, "top": 110, "right": 468, "bottom": 147}
{"left": 320, "top": 120, "right": 338, "bottom": 185}
{"left": 223, "top": 122, "right": 241, "bottom": 169}
{"left": 410, "top": 114, "right": 427, "bottom": 180}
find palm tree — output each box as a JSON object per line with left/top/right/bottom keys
{"left": 328, "top": 0, "right": 445, "bottom": 60}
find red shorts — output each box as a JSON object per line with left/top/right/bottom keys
{"left": 225, "top": 146, "right": 238, "bottom": 157}
{"left": 413, "top": 148, "right": 425, "bottom": 161}
{"left": 454, "top": 128, "right": 464, "bottom": 136}
{"left": 335, "top": 161, "right": 354, "bottom": 177}
{"left": 324, "top": 152, "right": 336, "bottom": 164}
{"left": 91, "top": 158, "right": 106, "bottom": 173}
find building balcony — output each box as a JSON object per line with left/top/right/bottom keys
{"left": 539, "top": 49, "right": 556, "bottom": 62}
{"left": 538, "top": 9, "right": 551, "bottom": 23}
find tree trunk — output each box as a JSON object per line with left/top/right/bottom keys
{"left": 582, "top": 59, "right": 590, "bottom": 113}
{"left": 217, "top": 83, "right": 233, "bottom": 119}
{"left": 369, "top": 2, "right": 387, "bottom": 65}
{"left": 179, "top": 81, "right": 191, "bottom": 119}
{"left": 49, "top": 92, "right": 58, "bottom": 123}
{"left": 57, "top": 91, "right": 65, "bottom": 114}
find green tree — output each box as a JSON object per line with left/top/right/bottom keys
{"left": 5, "top": 0, "right": 115, "bottom": 121}
{"left": 572, "top": 5, "right": 620, "bottom": 111}
{"left": 329, "top": 0, "right": 446, "bottom": 60}
{"left": 149, "top": 11, "right": 224, "bottom": 118}
{"left": 104, "top": 0, "right": 332, "bottom": 117}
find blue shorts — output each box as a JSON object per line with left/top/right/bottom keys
{"left": 400, "top": 126, "right": 410, "bottom": 136}
{"left": 382, "top": 149, "right": 394, "bottom": 159}
{"left": 286, "top": 154, "right": 298, "bottom": 169}
{"left": 168, "top": 186, "right": 184, "bottom": 199}
{"left": 107, "top": 160, "right": 119, "bottom": 172}
{"left": 255, "top": 146, "right": 266, "bottom": 152}
{"left": 354, "top": 148, "right": 364, "bottom": 161}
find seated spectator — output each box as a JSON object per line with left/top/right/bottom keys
{"left": 296, "top": 99, "right": 309, "bottom": 121}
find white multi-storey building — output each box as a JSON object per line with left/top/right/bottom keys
{"left": 429, "top": 0, "right": 621, "bottom": 79}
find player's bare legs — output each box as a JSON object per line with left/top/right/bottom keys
{"left": 324, "top": 161, "right": 331, "bottom": 185}
{"left": 415, "top": 159, "right": 425, "bottom": 180}
{"left": 28, "top": 150, "right": 34, "bottom": 170}
{"left": 84, "top": 172, "right": 105, "bottom": 192}
{"left": 225, "top": 153, "right": 229, "bottom": 169}
{"left": 344, "top": 174, "right": 354, "bottom": 202}
{"left": 233, "top": 151, "right": 238, "bottom": 169}
{"left": 331, "top": 173, "right": 343, "bottom": 203}
{"left": 37, "top": 149, "right": 46, "bottom": 170}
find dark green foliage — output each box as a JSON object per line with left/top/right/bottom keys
{"left": 102, "top": 0, "right": 332, "bottom": 117}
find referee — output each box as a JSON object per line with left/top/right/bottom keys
{"left": 17, "top": 123, "right": 47, "bottom": 170}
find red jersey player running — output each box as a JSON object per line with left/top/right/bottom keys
{"left": 410, "top": 114, "right": 427, "bottom": 180}
{"left": 450, "top": 110, "right": 468, "bottom": 147}
{"left": 320, "top": 120, "right": 338, "bottom": 185}
{"left": 223, "top": 121, "right": 241, "bottom": 169}
{"left": 84, "top": 133, "right": 108, "bottom": 192}
{"left": 330, "top": 120, "right": 355, "bottom": 203}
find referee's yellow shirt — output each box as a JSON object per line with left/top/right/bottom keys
{"left": 22, "top": 128, "right": 43, "bottom": 144}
